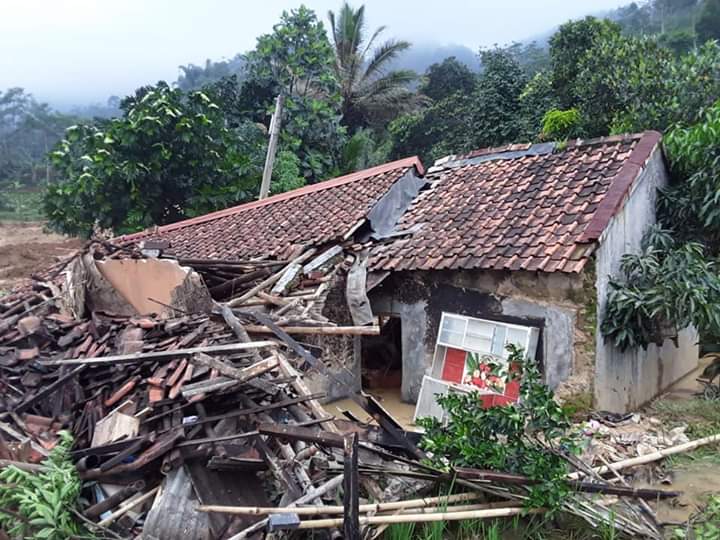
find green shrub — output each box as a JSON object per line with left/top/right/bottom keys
{"left": 541, "top": 108, "right": 582, "bottom": 140}
{"left": 0, "top": 431, "right": 89, "bottom": 539}
{"left": 417, "top": 345, "right": 578, "bottom": 510}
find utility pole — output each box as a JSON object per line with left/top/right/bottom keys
{"left": 259, "top": 93, "right": 284, "bottom": 200}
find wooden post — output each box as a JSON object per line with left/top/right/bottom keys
{"left": 259, "top": 93, "right": 284, "bottom": 200}
{"left": 343, "top": 433, "right": 360, "bottom": 540}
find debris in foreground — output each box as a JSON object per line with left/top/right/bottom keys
{"left": 0, "top": 240, "right": 700, "bottom": 539}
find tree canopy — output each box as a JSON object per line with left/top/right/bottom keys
{"left": 44, "top": 83, "right": 265, "bottom": 236}
{"left": 327, "top": 2, "right": 417, "bottom": 131}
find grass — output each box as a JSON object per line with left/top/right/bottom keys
{"left": 671, "top": 495, "right": 720, "bottom": 540}
{"left": 646, "top": 397, "right": 720, "bottom": 467}
{"left": 0, "top": 190, "right": 45, "bottom": 221}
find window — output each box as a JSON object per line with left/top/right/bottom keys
{"left": 437, "top": 313, "right": 536, "bottom": 360}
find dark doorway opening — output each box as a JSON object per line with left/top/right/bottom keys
{"left": 361, "top": 315, "right": 402, "bottom": 390}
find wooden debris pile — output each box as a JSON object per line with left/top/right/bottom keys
{"left": 0, "top": 241, "right": 708, "bottom": 539}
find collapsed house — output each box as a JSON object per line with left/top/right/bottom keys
{"left": 124, "top": 131, "right": 698, "bottom": 414}
{"left": 0, "top": 132, "right": 706, "bottom": 538}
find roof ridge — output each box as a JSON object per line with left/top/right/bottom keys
{"left": 578, "top": 130, "right": 662, "bottom": 243}
{"left": 120, "top": 156, "right": 424, "bottom": 241}
{"left": 448, "top": 132, "right": 646, "bottom": 164}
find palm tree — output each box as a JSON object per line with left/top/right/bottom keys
{"left": 328, "top": 2, "right": 417, "bottom": 131}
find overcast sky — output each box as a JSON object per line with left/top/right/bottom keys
{"left": 1, "top": 0, "right": 630, "bottom": 108}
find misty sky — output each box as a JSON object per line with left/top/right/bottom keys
{"left": 1, "top": 0, "right": 630, "bottom": 108}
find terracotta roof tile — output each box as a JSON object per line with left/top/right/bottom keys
{"left": 369, "top": 132, "right": 661, "bottom": 274}
{"left": 120, "top": 157, "right": 423, "bottom": 260}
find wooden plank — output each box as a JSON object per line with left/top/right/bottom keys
{"left": 243, "top": 325, "right": 380, "bottom": 336}
{"left": 38, "top": 341, "right": 277, "bottom": 366}
{"left": 343, "top": 433, "right": 361, "bottom": 540}
{"left": 227, "top": 249, "right": 317, "bottom": 307}
{"left": 14, "top": 365, "right": 86, "bottom": 414}
{"left": 250, "top": 313, "right": 319, "bottom": 370}
{"left": 258, "top": 423, "right": 344, "bottom": 448}
{"left": 302, "top": 245, "right": 343, "bottom": 275}
{"left": 190, "top": 353, "right": 277, "bottom": 384}
{"left": 270, "top": 263, "right": 302, "bottom": 295}
{"left": 276, "top": 354, "right": 341, "bottom": 435}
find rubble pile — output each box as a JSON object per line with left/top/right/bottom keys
{"left": 580, "top": 412, "right": 691, "bottom": 466}
{"left": 0, "top": 241, "right": 705, "bottom": 539}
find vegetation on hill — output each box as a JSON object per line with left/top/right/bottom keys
{"left": 0, "top": 0, "right": 717, "bottom": 242}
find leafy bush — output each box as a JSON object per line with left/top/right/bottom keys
{"left": 541, "top": 108, "right": 582, "bottom": 141}
{"left": 601, "top": 102, "right": 720, "bottom": 350}
{"left": 0, "top": 431, "right": 88, "bottom": 539}
{"left": 418, "top": 345, "right": 577, "bottom": 510}
{"left": 601, "top": 228, "right": 720, "bottom": 350}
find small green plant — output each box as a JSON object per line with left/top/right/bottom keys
{"left": 541, "top": 108, "right": 582, "bottom": 141}
{"left": 673, "top": 495, "right": 720, "bottom": 540}
{"left": 418, "top": 345, "right": 578, "bottom": 511}
{"left": 384, "top": 521, "right": 416, "bottom": 540}
{"left": 0, "top": 431, "right": 90, "bottom": 539}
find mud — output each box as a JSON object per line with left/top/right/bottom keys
{"left": 0, "top": 221, "right": 83, "bottom": 292}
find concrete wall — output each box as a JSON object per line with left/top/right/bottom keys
{"left": 594, "top": 147, "right": 699, "bottom": 412}
{"left": 370, "top": 269, "right": 589, "bottom": 402}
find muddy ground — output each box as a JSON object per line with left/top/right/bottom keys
{"left": 0, "top": 221, "right": 83, "bottom": 294}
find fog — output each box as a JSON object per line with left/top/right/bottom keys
{"left": 1, "top": 0, "right": 630, "bottom": 108}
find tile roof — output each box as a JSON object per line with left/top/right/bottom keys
{"left": 370, "top": 131, "right": 662, "bottom": 274}
{"left": 121, "top": 156, "right": 424, "bottom": 260}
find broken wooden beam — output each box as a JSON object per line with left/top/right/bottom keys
{"left": 258, "top": 423, "right": 345, "bottom": 448}
{"left": 227, "top": 249, "right": 317, "bottom": 307}
{"left": 343, "top": 433, "right": 360, "bottom": 540}
{"left": 190, "top": 353, "right": 277, "bottom": 384}
{"left": 456, "top": 468, "right": 680, "bottom": 500}
{"left": 38, "top": 341, "right": 277, "bottom": 366}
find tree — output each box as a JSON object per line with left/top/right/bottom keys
{"left": 575, "top": 36, "right": 720, "bottom": 135}
{"left": 327, "top": 2, "right": 416, "bottom": 131}
{"left": 389, "top": 49, "right": 528, "bottom": 164}
{"left": 518, "top": 70, "right": 558, "bottom": 138}
{"left": 549, "top": 17, "right": 621, "bottom": 109}
{"left": 44, "top": 82, "right": 263, "bottom": 236}
{"left": 697, "top": 0, "right": 720, "bottom": 43}
{"left": 574, "top": 34, "right": 674, "bottom": 135}
{"left": 0, "top": 88, "right": 75, "bottom": 187}
{"left": 245, "top": 6, "right": 346, "bottom": 182}
{"left": 420, "top": 56, "right": 476, "bottom": 102}
{"left": 176, "top": 55, "right": 246, "bottom": 92}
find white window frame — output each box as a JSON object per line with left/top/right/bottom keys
{"left": 436, "top": 312, "right": 536, "bottom": 360}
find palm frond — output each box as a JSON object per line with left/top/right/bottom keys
{"left": 356, "top": 69, "right": 417, "bottom": 104}
{"left": 360, "top": 25, "right": 387, "bottom": 60}
{"left": 362, "top": 40, "right": 411, "bottom": 83}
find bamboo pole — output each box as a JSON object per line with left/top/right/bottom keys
{"left": 568, "top": 433, "right": 720, "bottom": 480}
{"left": 199, "top": 491, "right": 483, "bottom": 516}
{"left": 243, "top": 324, "right": 380, "bottom": 336}
{"left": 97, "top": 487, "right": 160, "bottom": 527}
{"left": 389, "top": 502, "right": 520, "bottom": 515}
{"left": 227, "top": 474, "right": 345, "bottom": 540}
{"left": 294, "top": 507, "right": 542, "bottom": 529}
